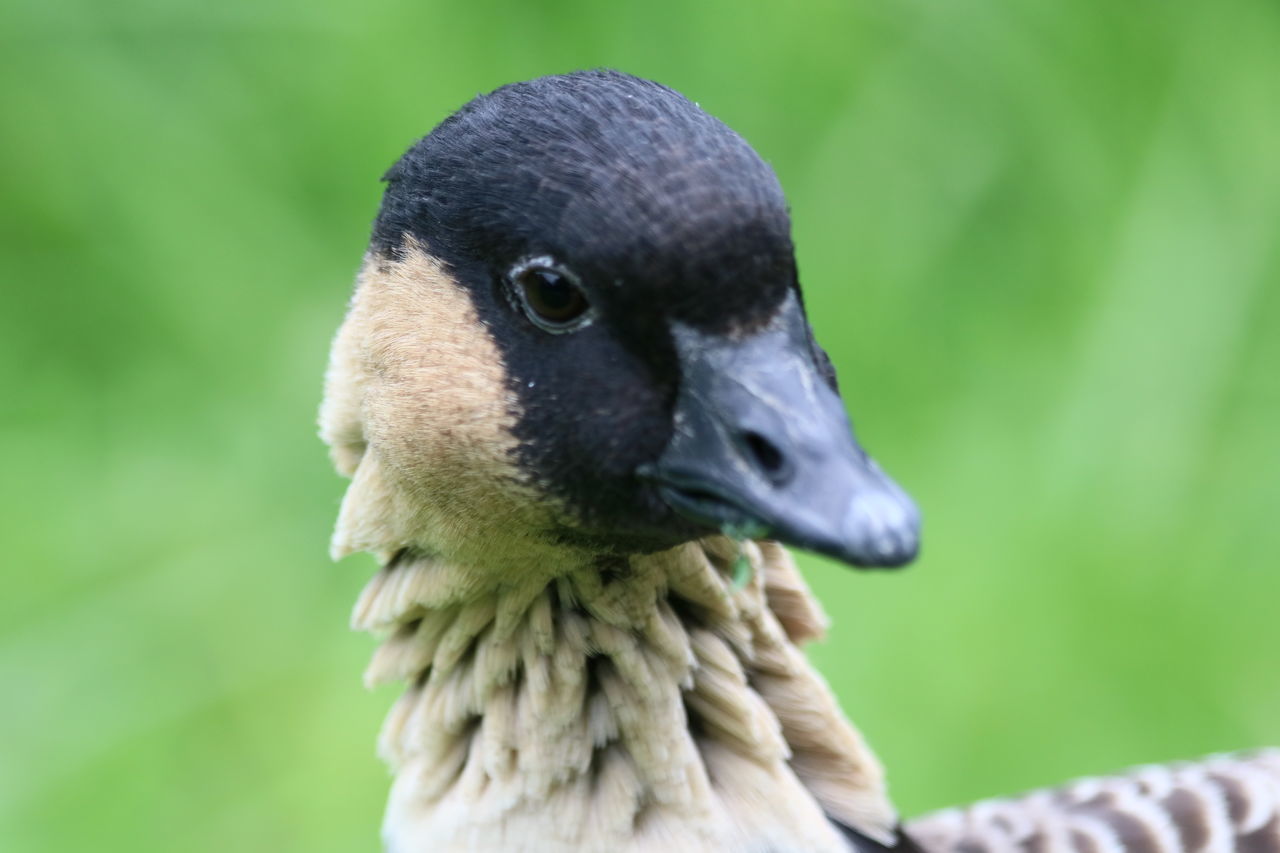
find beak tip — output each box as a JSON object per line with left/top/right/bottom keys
{"left": 839, "top": 490, "right": 921, "bottom": 569}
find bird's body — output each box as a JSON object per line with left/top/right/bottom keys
{"left": 320, "top": 70, "right": 1278, "bottom": 852}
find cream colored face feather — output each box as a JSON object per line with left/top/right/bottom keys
{"left": 322, "top": 245, "right": 571, "bottom": 570}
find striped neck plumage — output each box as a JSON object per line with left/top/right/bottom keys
{"left": 349, "top": 534, "right": 897, "bottom": 853}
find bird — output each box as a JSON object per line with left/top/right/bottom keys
{"left": 319, "top": 69, "right": 1280, "bottom": 852}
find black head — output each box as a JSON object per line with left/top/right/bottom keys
{"left": 373, "top": 70, "right": 794, "bottom": 334}
{"left": 344, "top": 70, "right": 918, "bottom": 567}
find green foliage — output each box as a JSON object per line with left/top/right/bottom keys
{"left": 2, "top": 0, "right": 1278, "bottom": 849}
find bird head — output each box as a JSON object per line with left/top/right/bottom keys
{"left": 321, "top": 70, "right": 920, "bottom": 571}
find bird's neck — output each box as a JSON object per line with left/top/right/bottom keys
{"left": 353, "top": 536, "right": 897, "bottom": 853}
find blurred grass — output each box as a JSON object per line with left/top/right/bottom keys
{"left": 1, "top": 0, "right": 1278, "bottom": 849}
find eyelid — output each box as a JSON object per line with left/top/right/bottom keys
{"left": 506, "top": 255, "right": 597, "bottom": 334}
{"left": 508, "top": 255, "right": 577, "bottom": 286}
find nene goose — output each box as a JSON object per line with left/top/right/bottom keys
{"left": 320, "top": 70, "right": 1280, "bottom": 853}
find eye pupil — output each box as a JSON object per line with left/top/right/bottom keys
{"left": 529, "top": 271, "right": 574, "bottom": 313}
{"left": 515, "top": 266, "right": 591, "bottom": 329}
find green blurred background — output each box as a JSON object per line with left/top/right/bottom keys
{"left": 3, "top": 0, "right": 1278, "bottom": 849}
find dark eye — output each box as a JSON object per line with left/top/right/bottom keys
{"left": 508, "top": 259, "right": 593, "bottom": 333}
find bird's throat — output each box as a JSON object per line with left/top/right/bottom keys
{"left": 351, "top": 536, "right": 898, "bottom": 852}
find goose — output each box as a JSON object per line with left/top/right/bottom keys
{"left": 319, "top": 69, "right": 1280, "bottom": 853}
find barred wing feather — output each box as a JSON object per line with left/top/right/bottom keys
{"left": 907, "top": 750, "right": 1280, "bottom": 853}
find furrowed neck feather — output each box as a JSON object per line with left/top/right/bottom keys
{"left": 345, "top": 499, "right": 896, "bottom": 851}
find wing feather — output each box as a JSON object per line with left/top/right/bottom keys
{"left": 907, "top": 750, "right": 1280, "bottom": 853}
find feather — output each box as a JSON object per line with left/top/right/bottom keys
{"left": 908, "top": 750, "right": 1280, "bottom": 853}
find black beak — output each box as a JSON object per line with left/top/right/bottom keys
{"left": 641, "top": 292, "right": 920, "bottom": 569}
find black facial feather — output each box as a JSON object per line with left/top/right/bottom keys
{"left": 373, "top": 69, "right": 796, "bottom": 333}
{"left": 833, "top": 823, "right": 928, "bottom": 853}
{"left": 370, "top": 70, "right": 807, "bottom": 545}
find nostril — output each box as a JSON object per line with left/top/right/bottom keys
{"left": 741, "top": 430, "right": 789, "bottom": 482}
